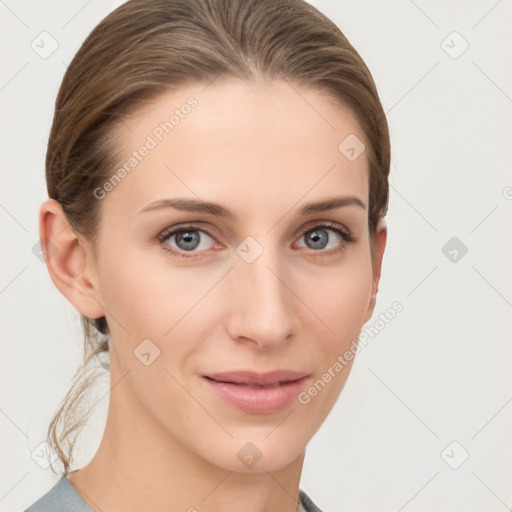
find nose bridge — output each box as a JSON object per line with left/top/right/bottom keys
{"left": 227, "top": 237, "right": 296, "bottom": 346}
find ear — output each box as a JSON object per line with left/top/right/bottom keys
{"left": 39, "top": 198, "right": 105, "bottom": 319}
{"left": 364, "top": 219, "right": 387, "bottom": 324}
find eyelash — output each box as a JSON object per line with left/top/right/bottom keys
{"left": 156, "top": 221, "right": 355, "bottom": 260}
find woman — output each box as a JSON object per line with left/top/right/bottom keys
{"left": 25, "top": 0, "right": 389, "bottom": 510}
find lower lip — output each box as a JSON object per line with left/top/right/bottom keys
{"left": 202, "top": 376, "right": 309, "bottom": 414}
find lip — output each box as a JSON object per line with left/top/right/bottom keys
{"left": 202, "top": 370, "right": 310, "bottom": 414}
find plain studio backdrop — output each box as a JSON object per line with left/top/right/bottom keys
{"left": 1, "top": 1, "right": 511, "bottom": 511}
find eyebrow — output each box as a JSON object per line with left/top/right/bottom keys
{"left": 138, "top": 195, "right": 366, "bottom": 219}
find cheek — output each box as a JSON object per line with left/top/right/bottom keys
{"left": 299, "top": 256, "right": 373, "bottom": 343}
{"left": 97, "top": 252, "right": 203, "bottom": 403}
{"left": 97, "top": 246, "right": 221, "bottom": 384}
{"left": 97, "top": 241, "right": 202, "bottom": 337}
{"left": 296, "top": 261, "right": 372, "bottom": 414}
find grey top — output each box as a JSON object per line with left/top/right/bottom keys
{"left": 24, "top": 476, "right": 324, "bottom": 512}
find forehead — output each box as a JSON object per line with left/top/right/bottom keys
{"left": 105, "top": 77, "right": 369, "bottom": 220}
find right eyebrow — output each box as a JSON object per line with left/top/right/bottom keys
{"left": 139, "top": 198, "right": 236, "bottom": 220}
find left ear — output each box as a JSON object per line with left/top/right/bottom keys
{"left": 364, "top": 220, "right": 387, "bottom": 323}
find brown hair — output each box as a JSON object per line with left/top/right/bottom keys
{"left": 45, "top": 0, "right": 390, "bottom": 475}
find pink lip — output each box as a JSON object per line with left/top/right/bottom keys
{"left": 202, "top": 370, "right": 310, "bottom": 414}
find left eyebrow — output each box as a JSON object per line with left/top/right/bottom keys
{"left": 138, "top": 195, "right": 366, "bottom": 218}
{"left": 297, "top": 196, "right": 366, "bottom": 215}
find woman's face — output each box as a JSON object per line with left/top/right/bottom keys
{"left": 86, "top": 77, "right": 385, "bottom": 473}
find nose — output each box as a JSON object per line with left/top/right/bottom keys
{"left": 225, "top": 244, "right": 298, "bottom": 350}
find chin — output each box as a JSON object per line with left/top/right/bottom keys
{"left": 203, "top": 435, "right": 306, "bottom": 474}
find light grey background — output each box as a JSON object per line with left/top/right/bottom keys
{"left": 1, "top": 1, "right": 511, "bottom": 511}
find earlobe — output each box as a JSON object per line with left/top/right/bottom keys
{"left": 39, "top": 198, "right": 105, "bottom": 319}
{"left": 364, "top": 221, "right": 387, "bottom": 323}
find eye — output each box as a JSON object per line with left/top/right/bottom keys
{"left": 295, "top": 222, "right": 355, "bottom": 255}
{"left": 157, "top": 225, "right": 217, "bottom": 258}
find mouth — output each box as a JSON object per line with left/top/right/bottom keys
{"left": 201, "top": 370, "right": 310, "bottom": 414}
{"left": 203, "top": 369, "right": 309, "bottom": 386}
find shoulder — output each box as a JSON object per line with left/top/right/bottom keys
{"left": 23, "top": 476, "right": 92, "bottom": 512}
{"left": 299, "top": 488, "right": 325, "bottom": 512}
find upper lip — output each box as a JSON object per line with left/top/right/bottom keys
{"left": 203, "top": 370, "right": 309, "bottom": 386}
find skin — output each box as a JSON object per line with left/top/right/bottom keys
{"left": 40, "top": 77, "right": 386, "bottom": 512}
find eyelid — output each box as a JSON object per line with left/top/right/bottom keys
{"left": 156, "top": 222, "right": 216, "bottom": 242}
{"left": 298, "top": 219, "right": 353, "bottom": 240}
